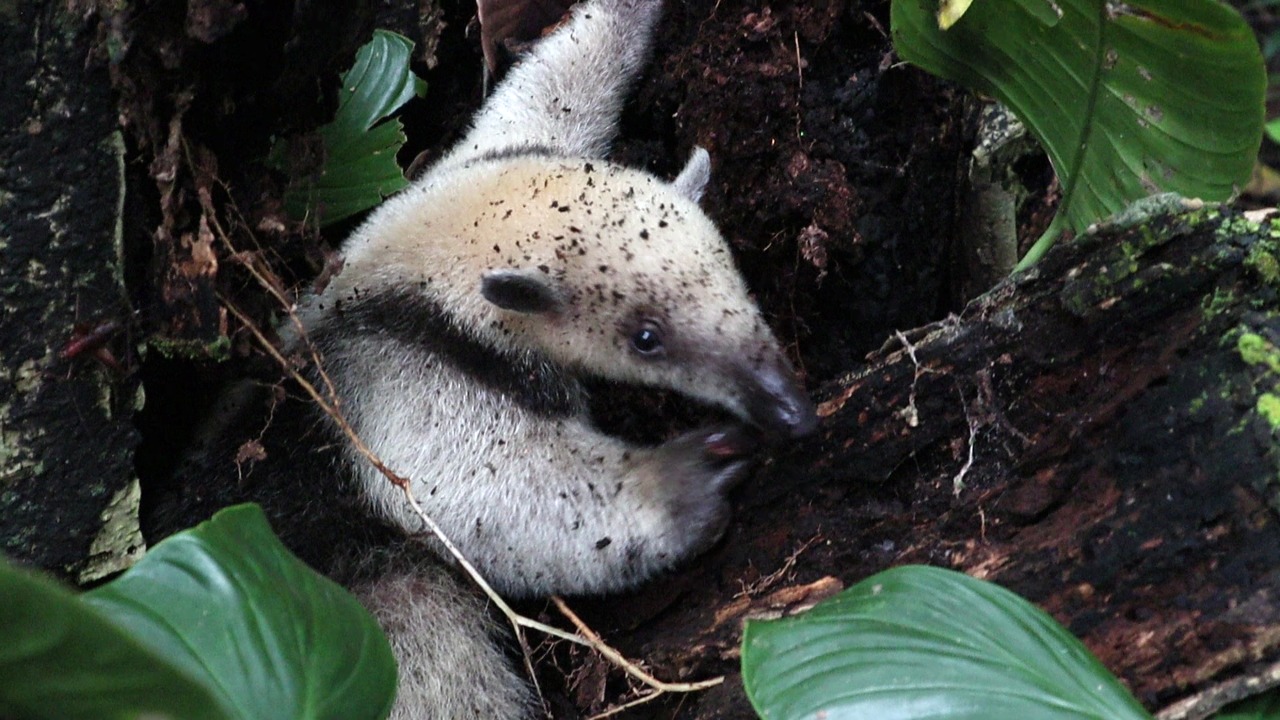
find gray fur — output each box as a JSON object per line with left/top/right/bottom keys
{"left": 672, "top": 147, "right": 712, "bottom": 203}
{"left": 438, "top": 0, "right": 664, "bottom": 169}
{"left": 353, "top": 561, "right": 535, "bottom": 720}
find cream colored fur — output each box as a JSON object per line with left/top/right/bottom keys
{"left": 316, "top": 156, "right": 779, "bottom": 426}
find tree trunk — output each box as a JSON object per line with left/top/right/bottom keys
{"left": 0, "top": 0, "right": 143, "bottom": 583}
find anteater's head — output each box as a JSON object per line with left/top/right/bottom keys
{"left": 470, "top": 155, "right": 817, "bottom": 441}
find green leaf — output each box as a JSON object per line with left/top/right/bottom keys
{"left": 84, "top": 504, "right": 398, "bottom": 720}
{"left": 937, "top": 0, "right": 974, "bottom": 30}
{"left": 1, "top": 505, "right": 396, "bottom": 720}
{"left": 891, "top": 0, "right": 1265, "bottom": 270}
{"left": 280, "top": 30, "right": 426, "bottom": 227}
{"left": 741, "top": 565, "right": 1152, "bottom": 720}
{"left": 0, "top": 558, "right": 232, "bottom": 720}
{"left": 1266, "top": 119, "right": 1280, "bottom": 145}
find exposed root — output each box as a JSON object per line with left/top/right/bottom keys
{"left": 952, "top": 385, "right": 978, "bottom": 495}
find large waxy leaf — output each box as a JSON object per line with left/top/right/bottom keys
{"left": 0, "top": 558, "right": 231, "bottom": 720}
{"left": 85, "top": 504, "right": 398, "bottom": 720}
{"left": 281, "top": 30, "right": 426, "bottom": 227}
{"left": 0, "top": 504, "right": 397, "bottom": 720}
{"left": 741, "top": 565, "right": 1152, "bottom": 720}
{"left": 892, "top": 0, "right": 1265, "bottom": 269}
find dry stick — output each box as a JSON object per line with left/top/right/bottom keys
{"left": 218, "top": 294, "right": 723, "bottom": 703}
{"left": 587, "top": 689, "right": 684, "bottom": 720}
{"left": 199, "top": 185, "right": 344, "bottom": 408}
{"left": 552, "top": 597, "right": 723, "bottom": 719}
{"left": 952, "top": 385, "right": 978, "bottom": 496}
{"left": 893, "top": 328, "right": 937, "bottom": 429}
{"left": 202, "top": 215, "right": 502, "bottom": 634}
{"left": 194, "top": 148, "right": 554, "bottom": 684}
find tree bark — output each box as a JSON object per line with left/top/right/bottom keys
{"left": 0, "top": 0, "right": 143, "bottom": 583}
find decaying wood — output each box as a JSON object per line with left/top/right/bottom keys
{"left": 593, "top": 197, "right": 1280, "bottom": 719}
{"left": 816, "top": 198, "right": 1280, "bottom": 714}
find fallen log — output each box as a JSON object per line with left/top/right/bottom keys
{"left": 590, "top": 197, "right": 1280, "bottom": 719}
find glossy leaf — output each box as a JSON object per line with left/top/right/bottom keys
{"left": 0, "top": 558, "right": 231, "bottom": 720}
{"left": 892, "top": 0, "right": 1265, "bottom": 269}
{"left": 1, "top": 504, "right": 396, "bottom": 720}
{"left": 84, "top": 504, "right": 398, "bottom": 720}
{"left": 281, "top": 30, "right": 426, "bottom": 227}
{"left": 1266, "top": 119, "right": 1280, "bottom": 145}
{"left": 741, "top": 565, "right": 1152, "bottom": 720}
{"left": 937, "top": 0, "right": 974, "bottom": 30}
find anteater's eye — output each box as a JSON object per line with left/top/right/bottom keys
{"left": 630, "top": 323, "right": 665, "bottom": 356}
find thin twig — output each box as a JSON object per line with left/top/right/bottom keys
{"left": 197, "top": 175, "right": 341, "bottom": 405}
{"left": 586, "top": 688, "right": 674, "bottom": 719}
{"left": 220, "top": 298, "right": 586, "bottom": 643}
{"left": 555, "top": 596, "right": 723, "bottom": 719}
{"left": 894, "top": 329, "right": 937, "bottom": 428}
{"left": 734, "top": 532, "right": 821, "bottom": 599}
{"left": 794, "top": 31, "right": 803, "bottom": 90}
{"left": 552, "top": 596, "right": 724, "bottom": 694}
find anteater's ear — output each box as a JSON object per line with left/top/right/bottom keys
{"left": 480, "top": 270, "right": 564, "bottom": 314}
{"left": 672, "top": 147, "right": 711, "bottom": 204}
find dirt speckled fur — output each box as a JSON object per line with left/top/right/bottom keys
{"left": 158, "top": 0, "right": 816, "bottom": 715}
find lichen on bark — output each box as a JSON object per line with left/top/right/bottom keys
{"left": 0, "top": 0, "right": 142, "bottom": 580}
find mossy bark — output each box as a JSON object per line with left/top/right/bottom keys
{"left": 811, "top": 199, "right": 1280, "bottom": 713}
{"left": 0, "top": 0, "right": 143, "bottom": 583}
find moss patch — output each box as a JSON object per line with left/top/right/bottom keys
{"left": 1247, "top": 239, "right": 1280, "bottom": 287}
{"left": 1258, "top": 393, "right": 1280, "bottom": 431}
{"left": 1237, "top": 332, "right": 1280, "bottom": 374}
{"left": 1236, "top": 331, "right": 1280, "bottom": 436}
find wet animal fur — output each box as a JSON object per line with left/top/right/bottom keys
{"left": 150, "top": 0, "right": 815, "bottom": 716}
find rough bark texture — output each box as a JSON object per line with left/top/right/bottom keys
{"left": 587, "top": 198, "right": 1280, "bottom": 719}
{"left": 0, "top": 0, "right": 143, "bottom": 583}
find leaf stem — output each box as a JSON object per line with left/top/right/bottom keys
{"left": 1013, "top": 210, "right": 1068, "bottom": 272}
